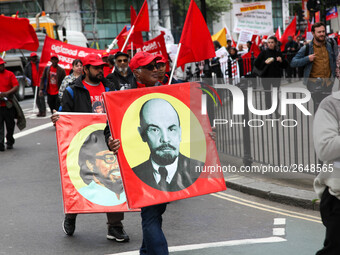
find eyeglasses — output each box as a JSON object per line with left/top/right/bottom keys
{"left": 117, "top": 59, "right": 128, "bottom": 63}
{"left": 156, "top": 63, "right": 166, "bottom": 68}
{"left": 140, "top": 63, "right": 158, "bottom": 71}
{"left": 95, "top": 153, "right": 117, "bottom": 164}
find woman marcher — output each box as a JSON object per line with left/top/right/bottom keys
{"left": 254, "top": 36, "right": 288, "bottom": 116}
{"left": 58, "top": 59, "right": 83, "bottom": 101}
{"left": 313, "top": 52, "right": 340, "bottom": 255}
{"left": 228, "top": 47, "right": 244, "bottom": 80}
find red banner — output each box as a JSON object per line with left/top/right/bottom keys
{"left": 56, "top": 113, "right": 139, "bottom": 213}
{"left": 103, "top": 83, "right": 226, "bottom": 209}
{"left": 39, "top": 36, "right": 107, "bottom": 75}
{"left": 135, "top": 32, "right": 169, "bottom": 71}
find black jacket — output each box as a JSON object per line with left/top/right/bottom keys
{"left": 60, "top": 75, "right": 115, "bottom": 112}
{"left": 24, "top": 60, "right": 39, "bottom": 86}
{"left": 132, "top": 154, "right": 204, "bottom": 192}
{"left": 254, "top": 49, "right": 288, "bottom": 78}
{"left": 106, "top": 68, "right": 137, "bottom": 90}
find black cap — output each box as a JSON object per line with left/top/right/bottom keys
{"left": 114, "top": 51, "right": 129, "bottom": 59}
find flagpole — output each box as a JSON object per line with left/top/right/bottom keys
{"left": 131, "top": 42, "right": 134, "bottom": 58}
{"left": 169, "top": 43, "right": 181, "bottom": 85}
{"left": 121, "top": 25, "right": 135, "bottom": 52}
{"left": 106, "top": 38, "right": 118, "bottom": 53}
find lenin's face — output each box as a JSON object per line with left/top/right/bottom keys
{"left": 139, "top": 99, "right": 182, "bottom": 166}
{"left": 94, "top": 149, "right": 123, "bottom": 194}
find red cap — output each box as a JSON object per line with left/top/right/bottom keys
{"left": 156, "top": 54, "right": 167, "bottom": 63}
{"left": 30, "top": 52, "right": 38, "bottom": 57}
{"left": 0, "top": 57, "right": 6, "bottom": 65}
{"left": 83, "top": 54, "right": 108, "bottom": 66}
{"left": 50, "top": 53, "right": 59, "bottom": 60}
{"left": 129, "top": 52, "right": 162, "bottom": 71}
{"left": 102, "top": 51, "right": 109, "bottom": 57}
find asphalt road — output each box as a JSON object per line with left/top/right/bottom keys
{"left": 0, "top": 97, "right": 325, "bottom": 255}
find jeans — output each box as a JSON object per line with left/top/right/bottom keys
{"left": 140, "top": 203, "right": 168, "bottom": 255}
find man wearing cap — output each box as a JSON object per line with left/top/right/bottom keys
{"left": 102, "top": 52, "right": 113, "bottom": 77}
{"left": 51, "top": 54, "right": 128, "bottom": 242}
{"left": 107, "top": 52, "right": 136, "bottom": 90}
{"left": 156, "top": 54, "right": 178, "bottom": 85}
{"left": 105, "top": 51, "right": 172, "bottom": 254}
{"left": 24, "top": 52, "right": 45, "bottom": 115}
{"left": 0, "top": 57, "right": 19, "bottom": 151}
{"left": 39, "top": 54, "right": 66, "bottom": 116}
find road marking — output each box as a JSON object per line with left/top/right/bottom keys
{"left": 13, "top": 123, "right": 53, "bottom": 139}
{"left": 106, "top": 236, "right": 286, "bottom": 255}
{"left": 215, "top": 192, "right": 321, "bottom": 220}
{"left": 273, "top": 228, "right": 285, "bottom": 236}
{"left": 274, "top": 218, "right": 286, "bottom": 225}
{"left": 210, "top": 193, "right": 321, "bottom": 223}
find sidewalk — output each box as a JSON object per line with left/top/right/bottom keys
{"left": 219, "top": 153, "right": 320, "bottom": 211}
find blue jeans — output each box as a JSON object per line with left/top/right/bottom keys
{"left": 140, "top": 203, "right": 168, "bottom": 255}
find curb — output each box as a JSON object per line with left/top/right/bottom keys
{"left": 225, "top": 179, "right": 320, "bottom": 211}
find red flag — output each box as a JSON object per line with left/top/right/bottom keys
{"left": 280, "top": 16, "right": 297, "bottom": 51}
{"left": 133, "top": 0, "right": 149, "bottom": 32}
{"left": 303, "top": 20, "right": 311, "bottom": 39}
{"left": 275, "top": 26, "right": 282, "bottom": 40}
{"left": 315, "top": 11, "right": 320, "bottom": 22}
{"left": 0, "top": 15, "right": 39, "bottom": 52}
{"left": 294, "top": 30, "right": 301, "bottom": 40}
{"left": 116, "top": 25, "right": 128, "bottom": 45}
{"left": 177, "top": 0, "right": 216, "bottom": 68}
{"left": 130, "top": 6, "right": 144, "bottom": 47}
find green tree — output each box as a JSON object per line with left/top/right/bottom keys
{"left": 170, "top": 0, "right": 232, "bottom": 42}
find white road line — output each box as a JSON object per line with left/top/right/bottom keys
{"left": 106, "top": 236, "right": 286, "bottom": 255}
{"left": 273, "top": 228, "right": 286, "bottom": 236}
{"left": 13, "top": 123, "right": 53, "bottom": 139}
{"left": 274, "top": 218, "right": 286, "bottom": 225}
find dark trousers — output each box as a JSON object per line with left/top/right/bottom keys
{"left": 140, "top": 203, "right": 168, "bottom": 255}
{"left": 0, "top": 107, "right": 15, "bottom": 149}
{"left": 316, "top": 187, "right": 340, "bottom": 255}
{"left": 262, "top": 79, "right": 280, "bottom": 113}
{"left": 307, "top": 84, "right": 332, "bottom": 113}
{"left": 47, "top": 94, "right": 59, "bottom": 114}
{"left": 32, "top": 86, "right": 46, "bottom": 114}
{"left": 65, "top": 212, "right": 124, "bottom": 227}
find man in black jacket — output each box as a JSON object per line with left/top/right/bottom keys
{"left": 24, "top": 53, "right": 45, "bottom": 115}
{"left": 51, "top": 54, "right": 128, "bottom": 242}
{"left": 106, "top": 52, "right": 136, "bottom": 90}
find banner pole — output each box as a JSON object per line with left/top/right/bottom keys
{"left": 32, "top": 85, "right": 38, "bottom": 114}
{"left": 121, "top": 25, "right": 135, "bottom": 53}
{"left": 131, "top": 42, "right": 134, "bottom": 58}
{"left": 168, "top": 43, "right": 181, "bottom": 85}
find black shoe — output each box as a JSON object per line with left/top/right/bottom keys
{"left": 6, "top": 144, "right": 13, "bottom": 150}
{"left": 107, "top": 226, "right": 129, "bottom": 242}
{"left": 37, "top": 112, "right": 46, "bottom": 117}
{"left": 62, "top": 217, "right": 76, "bottom": 236}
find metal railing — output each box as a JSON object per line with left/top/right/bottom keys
{"left": 213, "top": 83, "right": 318, "bottom": 172}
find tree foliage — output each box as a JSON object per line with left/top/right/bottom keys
{"left": 170, "top": 0, "right": 232, "bottom": 23}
